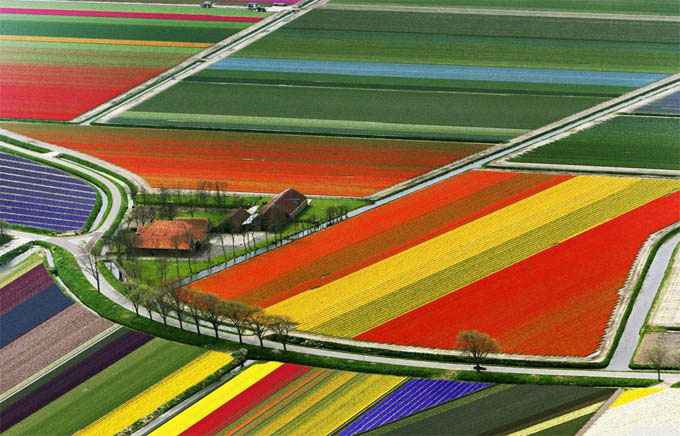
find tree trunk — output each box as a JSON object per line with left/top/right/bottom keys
{"left": 213, "top": 323, "right": 219, "bottom": 338}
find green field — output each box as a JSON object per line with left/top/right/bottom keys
{"left": 236, "top": 10, "right": 679, "bottom": 73}
{"left": 328, "top": 0, "right": 680, "bottom": 15}
{"left": 188, "top": 69, "right": 632, "bottom": 98}
{"left": 511, "top": 115, "right": 680, "bottom": 170}
{"left": 0, "top": 13, "right": 249, "bottom": 43}
{"left": 111, "top": 81, "right": 604, "bottom": 141}
{"left": 368, "top": 384, "right": 614, "bottom": 435}
{"left": 4, "top": 339, "right": 206, "bottom": 436}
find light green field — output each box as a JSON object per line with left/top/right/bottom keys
{"left": 329, "top": 0, "right": 680, "bottom": 16}
{"left": 4, "top": 339, "right": 206, "bottom": 436}
{"left": 111, "top": 81, "right": 604, "bottom": 141}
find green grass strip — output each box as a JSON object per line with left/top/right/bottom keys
{"left": 115, "top": 111, "right": 528, "bottom": 137}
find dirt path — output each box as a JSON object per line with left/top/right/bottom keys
{"left": 322, "top": 3, "right": 680, "bottom": 22}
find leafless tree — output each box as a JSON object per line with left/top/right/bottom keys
{"left": 126, "top": 281, "right": 142, "bottom": 316}
{"left": 196, "top": 292, "right": 225, "bottom": 338}
{"left": 645, "top": 342, "right": 669, "bottom": 382}
{"left": 456, "top": 330, "right": 499, "bottom": 373}
{"left": 217, "top": 231, "right": 228, "bottom": 262}
{"left": 140, "top": 288, "right": 159, "bottom": 320}
{"left": 168, "top": 286, "right": 188, "bottom": 330}
{"left": 247, "top": 309, "right": 273, "bottom": 347}
{"left": 82, "top": 252, "right": 101, "bottom": 293}
{"left": 183, "top": 230, "right": 196, "bottom": 275}
{"left": 170, "top": 233, "right": 184, "bottom": 277}
{"left": 197, "top": 180, "right": 210, "bottom": 210}
{"left": 223, "top": 300, "right": 259, "bottom": 344}
{"left": 158, "top": 185, "right": 169, "bottom": 208}
{"left": 154, "top": 290, "right": 172, "bottom": 326}
{"left": 270, "top": 315, "right": 297, "bottom": 351}
{"left": 181, "top": 287, "right": 203, "bottom": 333}
{"left": 157, "top": 256, "right": 169, "bottom": 288}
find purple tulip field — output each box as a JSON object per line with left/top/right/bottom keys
{"left": 339, "top": 379, "right": 491, "bottom": 436}
{"left": 0, "top": 152, "right": 96, "bottom": 231}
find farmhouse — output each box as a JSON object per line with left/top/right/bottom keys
{"left": 135, "top": 217, "right": 210, "bottom": 254}
{"left": 256, "top": 188, "right": 308, "bottom": 229}
{"left": 216, "top": 207, "right": 251, "bottom": 233}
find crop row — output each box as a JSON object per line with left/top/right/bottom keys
{"left": 0, "top": 152, "right": 96, "bottom": 232}
{"left": 193, "top": 171, "right": 565, "bottom": 303}
{"left": 0, "top": 122, "right": 491, "bottom": 197}
{"left": 76, "top": 351, "right": 233, "bottom": 436}
{"left": 360, "top": 191, "right": 680, "bottom": 356}
{"left": 152, "top": 362, "right": 417, "bottom": 436}
{"left": 339, "top": 379, "right": 490, "bottom": 436}
{"left": 266, "top": 177, "right": 677, "bottom": 335}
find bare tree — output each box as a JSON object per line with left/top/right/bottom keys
{"left": 248, "top": 309, "right": 272, "bottom": 347}
{"left": 645, "top": 342, "right": 669, "bottom": 382}
{"left": 141, "top": 288, "right": 159, "bottom": 320}
{"left": 270, "top": 315, "right": 297, "bottom": 351}
{"left": 170, "top": 233, "right": 184, "bottom": 277}
{"left": 456, "top": 330, "right": 499, "bottom": 373}
{"left": 183, "top": 230, "right": 196, "bottom": 275}
{"left": 158, "top": 185, "right": 169, "bottom": 208}
{"left": 181, "top": 287, "right": 203, "bottom": 334}
{"left": 157, "top": 256, "right": 169, "bottom": 288}
{"left": 82, "top": 252, "right": 101, "bottom": 293}
{"left": 196, "top": 292, "right": 225, "bottom": 338}
{"left": 197, "top": 180, "right": 210, "bottom": 211}
{"left": 223, "top": 300, "right": 259, "bottom": 344}
{"left": 154, "top": 290, "right": 172, "bottom": 326}
{"left": 168, "top": 286, "right": 188, "bottom": 330}
{"left": 126, "top": 281, "right": 144, "bottom": 316}
{"left": 217, "top": 231, "right": 228, "bottom": 262}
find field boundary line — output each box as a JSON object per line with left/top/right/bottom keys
{"left": 367, "top": 74, "right": 679, "bottom": 200}
{"left": 88, "top": 0, "right": 331, "bottom": 125}
{"left": 0, "top": 325, "right": 122, "bottom": 405}
{"left": 489, "top": 81, "right": 680, "bottom": 175}
{"left": 576, "top": 389, "right": 623, "bottom": 436}
{"left": 322, "top": 3, "right": 680, "bottom": 22}
{"left": 70, "top": 9, "right": 288, "bottom": 124}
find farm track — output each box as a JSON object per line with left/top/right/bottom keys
{"left": 322, "top": 3, "right": 680, "bottom": 22}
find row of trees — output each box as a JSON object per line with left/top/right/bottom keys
{"left": 126, "top": 283, "right": 298, "bottom": 350}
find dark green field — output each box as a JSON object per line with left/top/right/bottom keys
{"left": 367, "top": 384, "right": 614, "bottom": 435}
{"left": 329, "top": 0, "right": 680, "bottom": 15}
{"left": 0, "top": 14, "right": 248, "bottom": 43}
{"left": 112, "top": 81, "right": 606, "bottom": 141}
{"left": 237, "top": 9, "right": 679, "bottom": 73}
{"left": 511, "top": 115, "right": 680, "bottom": 170}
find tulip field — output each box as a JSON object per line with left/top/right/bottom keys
{"left": 149, "top": 362, "right": 489, "bottom": 436}
{"left": 109, "top": 7, "right": 677, "bottom": 139}
{"left": 0, "top": 0, "right": 265, "bottom": 120}
{"left": 0, "top": 122, "right": 491, "bottom": 196}
{"left": 193, "top": 170, "right": 680, "bottom": 356}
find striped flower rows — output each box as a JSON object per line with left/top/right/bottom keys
{"left": 191, "top": 171, "right": 679, "bottom": 356}
{"left": 76, "top": 351, "right": 233, "bottom": 436}
{"left": 151, "top": 363, "right": 486, "bottom": 436}
{"left": 0, "top": 152, "right": 96, "bottom": 232}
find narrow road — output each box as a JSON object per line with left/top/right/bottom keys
{"left": 607, "top": 232, "right": 680, "bottom": 370}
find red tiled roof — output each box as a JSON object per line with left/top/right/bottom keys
{"left": 260, "top": 187, "right": 307, "bottom": 217}
{"left": 136, "top": 218, "right": 210, "bottom": 250}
